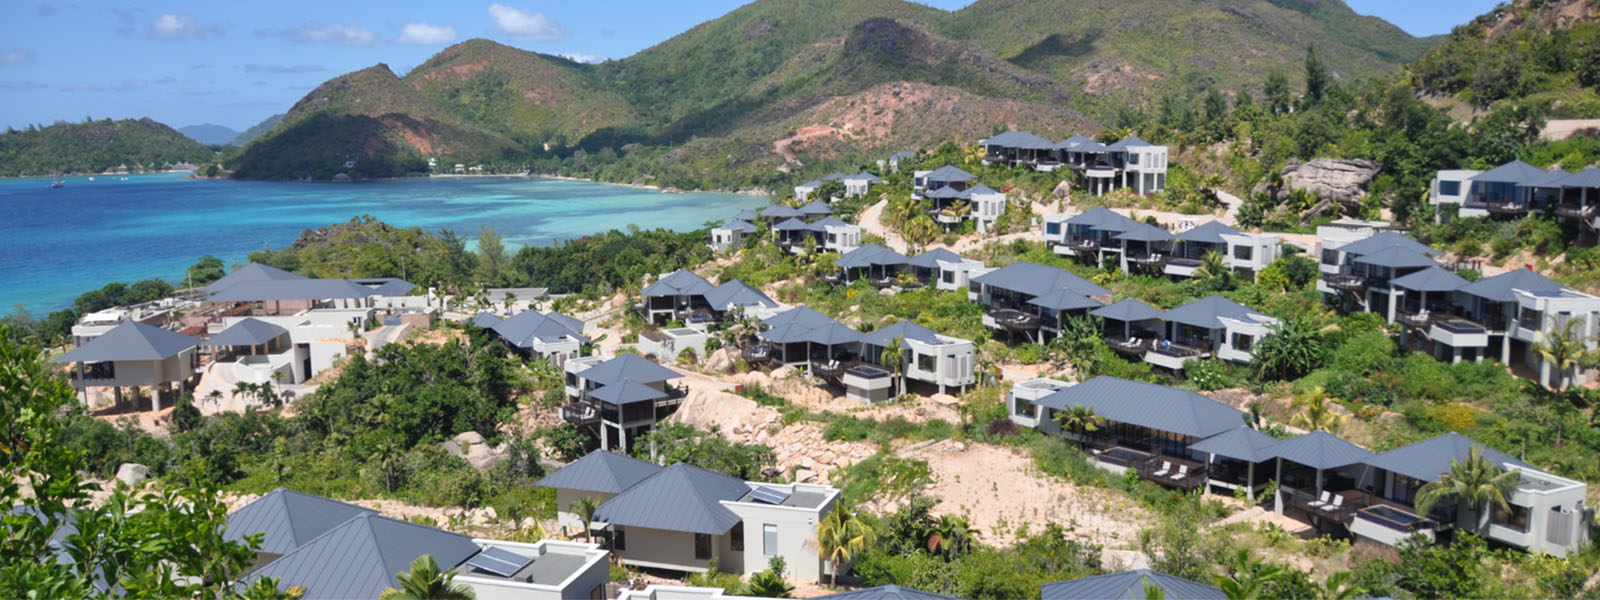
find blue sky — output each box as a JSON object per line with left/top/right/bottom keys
{"left": 0, "top": 1, "right": 1497, "bottom": 133}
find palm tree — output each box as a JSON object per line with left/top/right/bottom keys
{"left": 902, "top": 215, "right": 939, "bottom": 253}
{"left": 1317, "top": 570, "right": 1365, "bottom": 600}
{"left": 231, "top": 381, "right": 256, "bottom": 407}
{"left": 1289, "top": 386, "right": 1345, "bottom": 433}
{"left": 1140, "top": 577, "right": 1167, "bottom": 600}
{"left": 1214, "top": 549, "right": 1286, "bottom": 600}
{"left": 1054, "top": 405, "right": 1103, "bottom": 448}
{"left": 940, "top": 199, "right": 971, "bottom": 222}
{"left": 204, "top": 389, "right": 224, "bottom": 409}
{"left": 571, "top": 495, "right": 601, "bottom": 542}
{"left": 879, "top": 336, "right": 907, "bottom": 398}
{"left": 378, "top": 555, "right": 475, "bottom": 600}
{"left": 1195, "top": 250, "right": 1233, "bottom": 290}
{"left": 1534, "top": 316, "right": 1593, "bottom": 391}
{"left": 925, "top": 514, "right": 975, "bottom": 559}
{"left": 1414, "top": 445, "right": 1520, "bottom": 533}
{"left": 809, "top": 506, "right": 876, "bottom": 587}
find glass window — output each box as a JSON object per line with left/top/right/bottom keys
{"left": 1014, "top": 397, "right": 1036, "bottom": 418}
{"left": 730, "top": 523, "right": 744, "bottom": 552}
{"left": 1321, "top": 249, "right": 1338, "bottom": 265}
{"left": 694, "top": 532, "right": 712, "bottom": 559}
{"left": 1492, "top": 503, "right": 1530, "bottom": 532}
{"left": 763, "top": 524, "right": 778, "bottom": 555}
{"left": 942, "top": 271, "right": 955, "bottom": 283}
{"left": 917, "top": 353, "right": 936, "bottom": 371}
{"left": 613, "top": 526, "right": 627, "bottom": 551}
{"left": 1438, "top": 180, "right": 1461, "bottom": 196}
{"left": 1046, "top": 223, "right": 1061, "bottom": 236}
{"left": 1233, "top": 245, "right": 1253, "bottom": 261}
{"left": 1232, "top": 333, "right": 1253, "bottom": 352}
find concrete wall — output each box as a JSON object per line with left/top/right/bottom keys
{"left": 74, "top": 351, "right": 196, "bottom": 388}
{"left": 612, "top": 527, "right": 723, "bottom": 573}
{"left": 723, "top": 484, "right": 838, "bottom": 581}
{"left": 904, "top": 337, "right": 974, "bottom": 392}
{"left": 458, "top": 540, "right": 610, "bottom": 600}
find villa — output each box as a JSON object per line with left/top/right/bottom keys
{"left": 71, "top": 301, "right": 175, "bottom": 346}
{"left": 640, "top": 270, "right": 717, "bottom": 325}
{"left": 710, "top": 218, "right": 758, "bottom": 254}
{"left": 203, "top": 318, "right": 301, "bottom": 386}
{"left": 968, "top": 261, "right": 1110, "bottom": 343}
{"left": 755, "top": 307, "right": 973, "bottom": 401}
{"left": 910, "top": 165, "right": 1007, "bottom": 232}
{"left": 1007, "top": 378, "right": 1592, "bottom": 556}
{"left": 772, "top": 216, "right": 862, "bottom": 255}
{"left": 540, "top": 454, "right": 840, "bottom": 580}
{"left": 859, "top": 320, "right": 975, "bottom": 397}
{"left": 54, "top": 320, "right": 201, "bottom": 412}
{"left": 1044, "top": 210, "right": 1279, "bottom": 279}
{"left": 231, "top": 488, "right": 610, "bottom": 600}
{"left": 561, "top": 354, "right": 687, "bottom": 453}
{"left": 621, "top": 585, "right": 958, "bottom": 600}
{"left": 1166, "top": 221, "right": 1282, "bottom": 280}
{"left": 907, "top": 248, "right": 986, "bottom": 291}
{"left": 1043, "top": 207, "right": 1139, "bottom": 267}
{"left": 1144, "top": 294, "right": 1278, "bottom": 370}
{"left": 880, "top": 150, "right": 917, "bottom": 173}
{"left": 912, "top": 165, "right": 975, "bottom": 200}
{"left": 1430, "top": 162, "right": 1600, "bottom": 240}
{"left": 981, "top": 130, "right": 1062, "bottom": 171}
{"left": 535, "top": 449, "right": 665, "bottom": 534}
{"left": 830, "top": 244, "right": 910, "bottom": 287}
{"left": 794, "top": 180, "right": 823, "bottom": 202}
{"left": 837, "top": 172, "right": 883, "bottom": 198}
{"left": 476, "top": 309, "right": 589, "bottom": 366}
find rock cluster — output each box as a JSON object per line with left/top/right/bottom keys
{"left": 1254, "top": 158, "right": 1380, "bottom": 222}
{"left": 441, "top": 431, "right": 507, "bottom": 470}
{"left": 665, "top": 384, "right": 874, "bottom": 484}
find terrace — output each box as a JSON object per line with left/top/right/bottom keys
{"left": 989, "top": 308, "right": 1042, "bottom": 332}
{"left": 1555, "top": 201, "right": 1598, "bottom": 219}
{"left": 1324, "top": 274, "right": 1368, "bottom": 291}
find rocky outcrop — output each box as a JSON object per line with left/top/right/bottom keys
{"left": 115, "top": 463, "right": 149, "bottom": 486}
{"left": 442, "top": 431, "right": 507, "bottom": 470}
{"left": 1276, "top": 158, "right": 1380, "bottom": 212}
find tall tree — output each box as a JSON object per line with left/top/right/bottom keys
{"left": 1534, "top": 316, "right": 1593, "bottom": 391}
{"left": 476, "top": 225, "right": 507, "bottom": 286}
{"left": 571, "top": 495, "right": 601, "bottom": 541}
{"left": 1264, "top": 71, "right": 1292, "bottom": 115}
{"left": 378, "top": 555, "right": 475, "bottom": 600}
{"left": 879, "top": 336, "right": 907, "bottom": 398}
{"left": 1415, "top": 445, "right": 1520, "bottom": 533}
{"left": 810, "top": 506, "right": 876, "bottom": 587}
{"left": 1289, "top": 386, "right": 1346, "bottom": 433}
{"left": 1251, "top": 318, "right": 1325, "bottom": 381}
{"left": 1054, "top": 405, "right": 1103, "bottom": 449}
{"left": 1304, "top": 45, "right": 1329, "bottom": 107}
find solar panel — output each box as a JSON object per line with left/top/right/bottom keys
{"left": 466, "top": 546, "right": 534, "bottom": 578}
{"left": 750, "top": 486, "right": 792, "bottom": 505}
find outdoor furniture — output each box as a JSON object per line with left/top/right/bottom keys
{"left": 1320, "top": 495, "right": 1345, "bottom": 513}
{"left": 1152, "top": 461, "right": 1171, "bottom": 478}
{"left": 1308, "top": 491, "right": 1330, "bottom": 509}
{"left": 1169, "top": 465, "right": 1189, "bottom": 481}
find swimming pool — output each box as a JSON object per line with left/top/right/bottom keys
{"left": 1359, "top": 505, "right": 1430, "bottom": 532}
{"left": 1098, "top": 447, "right": 1152, "bottom": 468}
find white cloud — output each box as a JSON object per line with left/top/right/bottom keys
{"left": 0, "top": 47, "right": 35, "bottom": 66}
{"left": 556, "top": 52, "right": 606, "bottom": 64}
{"left": 108, "top": 79, "right": 146, "bottom": 91}
{"left": 149, "top": 13, "right": 218, "bottom": 41}
{"left": 396, "top": 22, "right": 458, "bottom": 45}
{"left": 59, "top": 82, "right": 97, "bottom": 93}
{"left": 257, "top": 21, "right": 381, "bottom": 47}
{"left": 487, "top": 3, "right": 566, "bottom": 41}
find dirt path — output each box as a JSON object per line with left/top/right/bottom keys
{"left": 858, "top": 198, "right": 1044, "bottom": 255}
{"left": 1215, "top": 188, "right": 1244, "bottom": 226}
{"left": 857, "top": 199, "right": 909, "bottom": 252}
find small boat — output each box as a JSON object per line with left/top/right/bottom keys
{"left": 87, "top": 176, "right": 94, "bottom": 181}
{"left": 50, "top": 180, "right": 64, "bottom": 188}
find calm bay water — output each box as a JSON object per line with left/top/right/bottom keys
{"left": 0, "top": 173, "right": 767, "bottom": 313}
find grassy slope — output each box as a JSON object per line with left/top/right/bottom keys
{"left": 0, "top": 118, "right": 211, "bottom": 177}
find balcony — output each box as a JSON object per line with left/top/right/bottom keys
{"left": 1126, "top": 253, "right": 1166, "bottom": 268}
{"left": 561, "top": 402, "right": 600, "bottom": 426}
{"left": 821, "top": 272, "right": 843, "bottom": 285}
{"left": 1066, "top": 238, "right": 1100, "bottom": 254}
{"left": 1484, "top": 202, "right": 1530, "bottom": 217}
{"left": 869, "top": 275, "right": 898, "bottom": 289}
{"left": 741, "top": 343, "right": 773, "bottom": 364}
{"left": 1107, "top": 337, "right": 1153, "bottom": 356}
{"left": 988, "top": 308, "right": 1041, "bottom": 332}
{"left": 1324, "top": 274, "right": 1367, "bottom": 292}
{"left": 1555, "top": 203, "right": 1598, "bottom": 219}
{"left": 1398, "top": 311, "right": 1435, "bottom": 329}
{"left": 1429, "top": 317, "right": 1490, "bottom": 348}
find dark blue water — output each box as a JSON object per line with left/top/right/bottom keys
{"left": 0, "top": 174, "right": 767, "bottom": 313}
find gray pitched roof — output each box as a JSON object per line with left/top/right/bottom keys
{"left": 805, "top": 321, "right": 864, "bottom": 346}
{"left": 490, "top": 310, "right": 588, "bottom": 347}
{"left": 835, "top": 244, "right": 910, "bottom": 269}
{"left": 733, "top": 209, "right": 759, "bottom": 221}
{"left": 1091, "top": 297, "right": 1165, "bottom": 322}
{"left": 923, "top": 165, "right": 976, "bottom": 183}
{"left": 579, "top": 354, "right": 682, "bottom": 386}
{"left": 1457, "top": 268, "right": 1563, "bottom": 302}
{"left": 907, "top": 248, "right": 968, "bottom": 269}
{"left": 1175, "top": 221, "right": 1242, "bottom": 244}
{"left": 354, "top": 277, "right": 417, "bottom": 297}
{"left": 773, "top": 217, "right": 812, "bottom": 231}
{"left": 205, "top": 318, "right": 289, "bottom": 348}
{"left": 1525, "top": 168, "right": 1572, "bottom": 188}
{"left": 1056, "top": 135, "right": 1095, "bottom": 150}
{"left": 762, "top": 306, "right": 836, "bottom": 330}
{"left": 1027, "top": 288, "right": 1103, "bottom": 311}
{"left": 703, "top": 280, "right": 777, "bottom": 311}
{"left": 247, "top": 513, "right": 481, "bottom": 600}
{"left": 592, "top": 463, "right": 749, "bottom": 535}
{"left": 1364, "top": 432, "right": 1533, "bottom": 483}
{"left": 888, "top": 150, "right": 917, "bottom": 161}
{"left": 1105, "top": 136, "right": 1155, "bottom": 151}
{"left": 862, "top": 320, "right": 943, "bottom": 348}
{"left": 809, "top": 217, "right": 854, "bottom": 231}
{"left": 1469, "top": 159, "right": 1547, "bottom": 185}
{"left": 588, "top": 378, "right": 669, "bottom": 406}
{"left": 760, "top": 322, "right": 817, "bottom": 344}
{"left": 1352, "top": 246, "right": 1439, "bottom": 270}
{"left": 641, "top": 269, "right": 715, "bottom": 297}
{"left": 1389, "top": 266, "right": 1468, "bottom": 293}
{"left": 1558, "top": 166, "right": 1600, "bottom": 188}
{"left": 1269, "top": 431, "right": 1373, "bottom": 470}
{"left": 924, "top": 185, "right": 970, "bottom": 200}
{"left": 844, "top": 172, "right": 884, "bottom": 184}
{"left": 55, "top": 321, "right": 199, "bottom": 363}
{"left": 799, "top": 199, "right": 834, "bottom": 215}
{"left": 1189, "top": 426, "right": 1282, "bottom": 463}
{"left": 205, "top": 278, "right": 382, "bottom": 302}
{"left": 471, "top": 312, "right": 504, "bottom": 329}
{"left": 722, "top": 219, "right": 758, "bottom": 233}
{"left": 1035, "top": 376, "right": 1244, "bottom": 439}
{"left": 1333, "top": 231, "right": 1439, "bottom": 257}
{"left": 973, "top": 261, "right": 1110, "bottom": 299}
{"left": 201, "top": 262, "right": 307, "bottom": 294}
{"left": 1063, "top": 207, "right": 1139, "bottom": 232}
{"left": 983, "top": 130, "right": 1056, "bottom": 150}
{"left": 966, "top": 183, "right": 1001, "bottom": 196}
{"left": 225, "top": 487, "right": 377, "bottom": 555}
{"left": 816, "top": 585, "right": 963, "bottom": 600}
{"left": 1161, "top": 295, "right": 1273, "bottom": 330}
{"left": 762, "top": 205, "right": 803, "bottom": 218}
{"left": 1042, "top": 569, "right": 1225, "bottom": 600}
{"left": 1114, "top": 223, "right": 1175, "bottom": 243}
{"left": 535, "top": 449, "right": 663, "bottom": 495}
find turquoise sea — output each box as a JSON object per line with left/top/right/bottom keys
{"left": 0, "top": 173, "right": 768, "bottom": 314}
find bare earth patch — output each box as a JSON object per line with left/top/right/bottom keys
{"left": 899, "top": 441, "right": 1152, "bottom": 548}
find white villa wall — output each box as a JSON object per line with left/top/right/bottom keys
{"left": 74, "top": 351, "right": 195, "bottom": 388}
{"left": 821, "top": 225, "right": 861, "bottom": 253}
{"left": 1006, "top": 378, "right": 1074, "bottom": 429}
{"left": 970, "top": 190, "right": 1007, "bottom": 233}
{"left": 904, "top": 336, "right": 975, "bottom": 392}
{"left": 722, "top": 484, "right": 838, "bottom": 581}
{"left": 1215, "top": 316, "right": 1277, "bottom": 364}
{"left": 710, "top": 228, "right": 743, "bottom": 253}
{"left": 458, "top": 539, "right": 609, "bottom": 600}
{"left": 1221, "top": 233, "right": 1282, "bottom": 274}
{"left": 1429, "top": 170, "right": 1484, "bottom": 219}
{"left": 610, "top": 527, "right": 733, "bottom": 573}
{"left": 935, "top": 259, "right": 985, "bottom": 291}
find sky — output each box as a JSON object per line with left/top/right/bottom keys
{"left": 0, "top": 0, "right": 1500, "bottom": 133}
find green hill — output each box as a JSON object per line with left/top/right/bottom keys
{"left": 230, "top": 113, "right": 284, "bottom": 146}
{"left": 0, "top": 118, "right": 212, "bottom": 177}
{"left": 1409, "top": 0, "right": 1600, "bottom": 116}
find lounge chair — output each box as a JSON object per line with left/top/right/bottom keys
{"left": 1152, "top": 461, "right": 1171, "bottom": 478}
{"left": 1169, "top": 465, "right": 1189, "bottom": 481}
{"left": 1308, "top": 490, "right": 1330, "bottom": 509}
{"left": 1321, "top": 495, "right": 1344, "bottom": 512}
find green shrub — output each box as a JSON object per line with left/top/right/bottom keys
{"left": 1329, "top": 330, "right": 1396, "bottom": 374}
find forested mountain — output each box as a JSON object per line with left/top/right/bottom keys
{"left": 176, "top": 124, "right": 239, "bottom": 146}
{"left": 229, "top": 113, "right": 284, "bottom": 146}
{"left": 224, "top": 0, "right": 1434, "bottom": 183}
{"left": 1410, "top": 0, "right": 1600, "bottom": 115}
{"left": 0, "top": 118, "right": 212, "bottom": 177}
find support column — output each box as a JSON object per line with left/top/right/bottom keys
{"left": 1387, "top": 290, "right": 1398, "bottom": 323}
{"left": 1273, "top": 459, "right": 1284, "bottom": 515}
